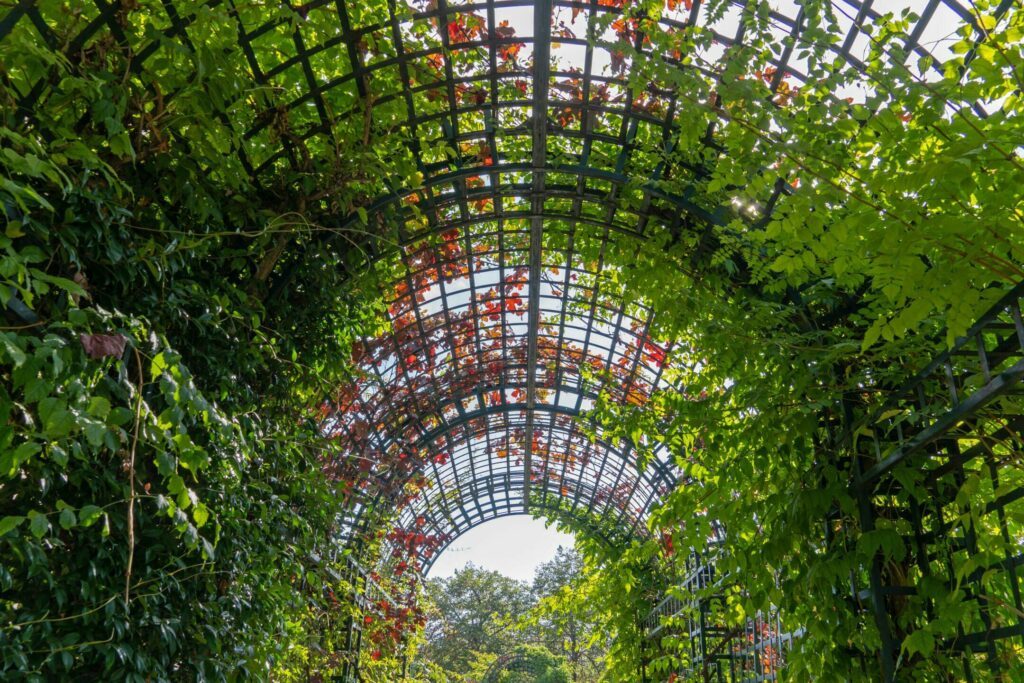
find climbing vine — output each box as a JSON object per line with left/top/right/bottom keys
{"left": 578, "top": 1, "right": 1024, "bottom": 679}
{"left": 1, "top": 0, "right": 1022, "bottom": 680}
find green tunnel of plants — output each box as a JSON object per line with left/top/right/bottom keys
{"left": 1, "top": 0, "right": 1023, "bottom": 680}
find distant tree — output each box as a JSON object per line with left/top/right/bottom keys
{"left": 493, "top": 645, "right": 571, "bottom": 683}
{"left": 421, "top": 564, "right": 534, "bottom": 675}
{"left": 525, "top": 547, "right": 607, "bottom": 683}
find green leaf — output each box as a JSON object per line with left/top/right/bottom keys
{"left": 28, "top": 510, "right": 49, "bottom": 539}
{"left": 903, "top": 628, "right": 935, "bottom": 657}
{"left": 0, "top": 515, "right": 25, "bottom": 536}
{"left": 38, "top": 397, "right": 75, "bottom": 438}
{"left": 180, "top": 447, "right": 210, "bottom": 472}
{"left": 78, "top": 505, "right": 103, "bottom": 527}
{"left": 151, "top": 352, "right": 169, "bottom": 379}
{"left": 68, "top": 308, "right": 88, "bottom": 325}
{"left": 49, "top": 445, "right": 68, "bottom": 467}
{"left": 0, "top": 440, "right": 41, "bottom": 476}
{"left": 87, "top": 396, "right": 112, "bottom": 419}
{"left": 861, "top": 319, "right": 883, "bottom": 352}
{"left": 859, "top": 528, "right": 907, "bottom": 562}
{"left": 59, "top": 507, "right": 76, "bottom": 530}
{"left": 0, "top": 334, "right": 27, "bottom": 367}
{"left": 28, "top": 270, "right": 87, "bottom": 299}
{"left": 24, "top": 377, "right": 49, "bottom": 403}
{"left": 193, "top": 503, "right": 210, "bottom": 528}
{"left": 5, "top": 219, "right": 24, "bottom": 238}
{"left": 109, "top": 406, "right": 134, "bottom": 426}
{"left": 168, "top": 474, "right": 186, "bottom": 495}
{"left": 83, "top": 421, "right": 109, "bottom": 447}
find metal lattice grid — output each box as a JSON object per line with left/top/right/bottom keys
{"left": 3, "top": 1, "right": 995, "bottom": 259}
{"left": 322, "top": 215, "right": 680, "bottom": 569}
{"left": 1, "top": 1, "right": 1011, "bottom": 677}
{"left": 638, "top": 285, "right": 1024, "bottom": 682}
{"left": 643, "top": 548, "right": 804, "bottom": 682}
{"left": 481, "top": 648, "right": 563, "bottom": 682}
{"left": 841, "top": 282, "right": 1024, "bottom": 681}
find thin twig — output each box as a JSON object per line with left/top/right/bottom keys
{"left": 125, "top": 346, "right": 144, "bottom": 608}
{"left": 10, "top": 596, "right": 118, "bottom": 629}
{"left": 0, "top": 320, "right": 46, "bottom": 331}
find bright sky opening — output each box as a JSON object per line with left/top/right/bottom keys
{"left": 427, "top": 515, "right": 576, "bottom": 583}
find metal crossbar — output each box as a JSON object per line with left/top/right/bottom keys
{"left": 845, "top": 283, "right": 1024, "bottom": 681}
{"left": 0, "top": 2, "right": 1010, "bottom": 679}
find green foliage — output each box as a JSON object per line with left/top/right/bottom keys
{"left": 1, "top": 0, "right": 1022, "bottom": 680}
{"left": 0, "top": 308, "right": 367, "bottom": 680}
{"left": 421, "top": 564, "right": 535, "bottom": 676}
{"left": 572, "top": 1, "right": 1024, "bottom": 679}
{"left": 519, "top": 547, "right": 607, "bottom": 683}
{"left": 492, "top": 646, "right": 571, "bottom": 683}
{"left": 0, "top": 0, "right": 389, "bottom": 676}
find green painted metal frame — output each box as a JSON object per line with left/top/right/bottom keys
{"left": 642, "top": 282, "right": 1024, "bottom": 681}
{"left": 842, "top": 281, "right": 1024, "bottom": 681}
{"left": 481, "top": 649, "right": 559, "bottom": 683}
{"left": 2, "top": 1, "right": 1015, "bottom": 680}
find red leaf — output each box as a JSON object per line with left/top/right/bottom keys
{"left": 447, "top": 20, "right": 462, "bottom": 43}
{"left": 79, "top": 333, "right": 127, "bottom": 360}
{"left": 426, "top": 52, "right": 445, "bottom": 73}
{"left": 499, "top": 41, "right": 523, "bottom": 62}
{"left": 495, "top": 20, "right": 516, "bottom": 39}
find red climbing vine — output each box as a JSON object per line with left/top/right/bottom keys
{"left": 319, "top": 224, "right": 673, "bottom": 567}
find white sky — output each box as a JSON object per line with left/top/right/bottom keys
{"left": 493, "top": 1, "right": 966, "bottom": 102}
{"left": 426, "top": 515, "right": 576, "bottom": 582}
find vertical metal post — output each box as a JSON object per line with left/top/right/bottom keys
{"left": 523, "top": 0, "right": 552, "bottom": 511}
{"left": 845, "top": 394, "right": 898, "bottom": 682}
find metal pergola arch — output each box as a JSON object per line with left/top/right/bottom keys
{"left": 5, "top": 1, "right": 990, "bottom": 267}
{"left": 3, "top": 1, "right": 1007, "bottom": 666}
{"left": 386, "top": 403, "right": 681, "bottom": 561}
{"left": 407, "top": 497, "right": 627, "bottom": 575}
{"left": 481, "top": 648, "right": 563, "bottom": 683}
{"left": 321, "top": 211, "right": 685, "bottom": 566}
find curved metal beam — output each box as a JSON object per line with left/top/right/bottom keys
{"left": 522, "top": 0, "right": 555, "bottom": 511}
{"left": 364, "top": 400, "right": 678, "bottom": 498}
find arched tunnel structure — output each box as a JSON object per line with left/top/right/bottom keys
{"left": 318, "top": 208, "right": 683, "bottom": 569}
{"left": 2, "top": 0, "right": 1022, "bottom": 681}
{"left": 237, "top": 0, "right": 1004, "bottom": 574}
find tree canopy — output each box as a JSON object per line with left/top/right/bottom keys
{"left": 423, "top": 564, "right": 534, "bottom": 675}
{"left": 419, "top": 547, "right": 607, "bottom": 681}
